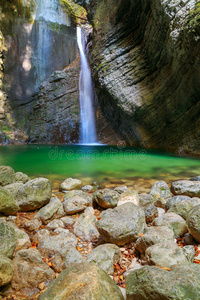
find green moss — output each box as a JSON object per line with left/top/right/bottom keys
{"left": 0, "top": 0, "right": 35, "bottom": 21}
{"left": 60, "top": 0, "right": 87, "bottom": 25}
{"left": 183, "top": 2, "right": 200, "bottom": 35}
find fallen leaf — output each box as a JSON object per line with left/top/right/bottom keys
{"left": 139, "top": 233, "right": 144, "bottom": 237}
{"left": 48, "top": 262, "right": 53, "bottom": 267}
{"left": 77, "top": 247, "right": 83, "bottom": 251}
{"left": 194, "top": 259, "right": 200, "bottom": 264}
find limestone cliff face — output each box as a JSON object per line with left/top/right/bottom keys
{"left": 89, "top": 0, "right": 200, "bottom": 154}
{"left": 0, "top": 0, "right": 80, "bottom": 143}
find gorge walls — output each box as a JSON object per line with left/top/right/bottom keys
{"left": 88, "top": 0, "right": 200, "bottom": 154}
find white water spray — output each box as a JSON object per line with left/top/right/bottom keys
{"left": 77, "top": 27, "right": 97, "bottom": 144}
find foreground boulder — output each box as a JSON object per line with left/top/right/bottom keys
{"left": 0, "top": 255, "right": 14, "bottom": 287}
{"left": 171, "top": 180, "right": 200, "bottom": 197}
{"left": 96, "top": 203, "right": 146, "bottom": 246}
{"left": 38, "top": 262, "right": 124, "bottom": 300}
{"left": 0, "top": 166, "right": 15, "bottom": 186}
{"left": 187, "top": 204, "right": 200, "bottom": 243}
{"left": 86, "top": 244, "right": 121, "bottom": 275}
{"left": 153, "top": 212, "right": 188, "bottom": 238}
{"left": 7, "top": 222, "right": 31, "bottom": 251}
{"left": 11, "top": 249, "right": 55, "bottom": 293}
{"left": 16, "top": 178, "right": 52, "bottom": 211}
{"left": 94, "top": 188, "right": 120, "bottom": 208}
{"left": 0, "top": 221, "right": 17, "bottom": 258}
{"left": 0, "top": 187, "right": 19, "bottom": 215}
{"left": 145, "top": 242, "right": 188, "bottom": 269}
{"left": 126, "top": 264, "right": 200, "bottom": 299}
{"left": 135, "top": 226, "right": 174, "bottom": 253}
{"left": 150, "top": 181, "right": 171, "bottom": 208}
{"left": 60, "top": 178, "right": 82, "bottom": 191}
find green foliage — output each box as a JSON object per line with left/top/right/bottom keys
{"left": 183, "top": 2, "right": 200, "bottom": 35}
{"left": 0, "top": 0, "right": 35, "bottom": 21}
{"left": 60, "top": 0, "right": 87, "bottom": 25}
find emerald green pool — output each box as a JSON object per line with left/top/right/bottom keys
{"left": 0, "top": 145, "right": 200, "bottom": 186}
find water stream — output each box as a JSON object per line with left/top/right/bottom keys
{"left": 77, "top": 27, "right": 97, "bottom": 144}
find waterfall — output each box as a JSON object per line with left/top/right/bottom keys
{"left": 77, "top": 27, "right": 97, "bottom": 144}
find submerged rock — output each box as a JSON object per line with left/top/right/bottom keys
{"left": 16, "top": 178, "right": 52, "bottom": 211}
{"left": 86, "top": 244, "right": 121, "bottom": 275}
{"left": 38, "top": 262, "right": 124, "bottom": 300}
{"left": 0, "top": 187, "right": 19, "bottom": 215}
{"left": 93, "top": 188, "right": 120, "bottom": 208}
{"left": 60, "top": 178, "right": 82, "bottom": 191}
{"left": 96, "top": 203, "right": 146, "bottom": 246}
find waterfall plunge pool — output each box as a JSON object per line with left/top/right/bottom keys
{"left": 0, "top": 144, "right": 200, "bottom": 192}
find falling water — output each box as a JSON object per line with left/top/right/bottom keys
{"left": 77, "top": 27, "right": 97, "bottom": 144}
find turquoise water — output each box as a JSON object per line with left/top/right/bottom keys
{"left": 0, "top": 145, "right": 199, "bottom": 184}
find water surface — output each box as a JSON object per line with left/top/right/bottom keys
{"left": 0, "top": 145, "right": 199, "bottom": 189}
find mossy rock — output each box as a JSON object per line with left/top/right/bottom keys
{"left": 60, "top": 0, "right": 87, "bottom": 25}
{"left": 0, "top": 187, "right": 19, "bottom": 215}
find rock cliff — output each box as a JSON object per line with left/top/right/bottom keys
{"left": 88, "top": 0, "right": 200, "bottom": 154}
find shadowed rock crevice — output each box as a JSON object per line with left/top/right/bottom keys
{"left": 89, "top": 0, "right": 200, "bottom": 154}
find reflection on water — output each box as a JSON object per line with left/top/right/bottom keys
{"left": 0, "top": 145, "right": 199, "bottom": 188}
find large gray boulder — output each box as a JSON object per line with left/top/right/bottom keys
{"left": 64, "top": 190, "right": 93, "bottom": 202}
{"left": 34, "top": 196, "right": 65, "bottom": 224}
{"left": 74, "top": 208, "right": 99, "bottom": 242}
{"left": 187, "top": 204, "right": 200, "bottom": 243}
{"left": 16, "top": 178, "right": 52, "bottom": 211}
{"left": 153, "top": 212, "right": 188, "bottom": 238}
{"left": 0, "top": 255, "right": 14, "bottom": 287}
{"left": 96, "top": 203, "right": 146, "bottom": 246}
{"left": 171, "top": 180, "right": 200, "bottom": 197}
{"left": 0, "top": 221, "right": 17, "bottom": 258}
{"left": 60, "top": 178, "right": 82, "bottom": 191}
{"left": 0, "top": 166, "right": 15, "bottom": 187}
{"left": 126, "top": 264, "right": 200, "bottom": 299}
{"left": 86, "top": 244, "right": 121, "bottom": 275}
{"left": 149, "top": 181, "right": 172, "bottom": 208}
{"left": 51, "top": 245, "right": 83, "bottom": 273}
{"left": 135, "top": 226, "right": 174, "bottom": 253}
{"left": 94, "top": 188, "right": 120, "bottom": 208}
{"left": 145, "top": 242, "right": 188, "bottom": 269}
{"left": 4, "top": 182, "right": 24, "bottom": 199}
{"left": 11, "top": 249, "right": 55, "bottom": 292}
{"left": 166, "top": 196, "right": 200, "bottom": 220}
{"left": 38, "top": 262, "right": 124, "bottom": 300}
{"left": 0, "top": 187, "right": 19, "bottom": 215}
